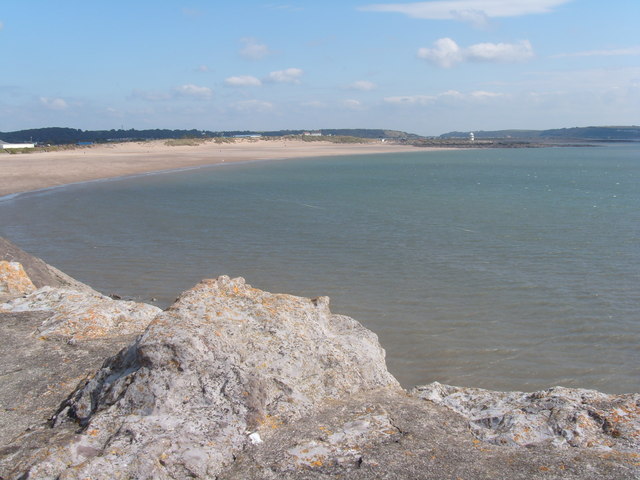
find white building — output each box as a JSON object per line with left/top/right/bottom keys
{"left": 1, "top": 139, "right": 35, "bottom": 149}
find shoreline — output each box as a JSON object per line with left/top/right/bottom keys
{"left": 0, "top": 138, "right": 425, "bottom": 198}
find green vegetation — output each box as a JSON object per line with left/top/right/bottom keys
{"left": 4, "top": 125, "right": 637, "bottom": 146}
{"left": 1, "top": 148, "right": 36, "bottom": 154}
{"left": 164, "top": 138, "right": 208, "bottom": 147}
{"left": 0, "top": 127, "right": 422, "bottom": 145}
{"left": 295, "top": 135, "right": 373, "bottom": 144}
{"left": 213, "top": 137, "right": 236, "bottom": 144}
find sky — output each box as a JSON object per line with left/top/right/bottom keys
{"left": 1, "top": 0, "right": 639, "bottom": 136}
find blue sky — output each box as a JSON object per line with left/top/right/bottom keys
{"left": 1, "top": 0, "right": 639, "bottom": 135}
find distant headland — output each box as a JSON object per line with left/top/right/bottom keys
{"left": 2, "top": 125, "right": 639, "bottom": 149}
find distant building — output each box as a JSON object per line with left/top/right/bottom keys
{"left": 469, "top": 132, "right": 475, "bottom": 142}
{"left": 0, "top": 139, "right": 35, "bottom": 149}
{"left": 303, "top": 131, "right": 322, "bottom": 136}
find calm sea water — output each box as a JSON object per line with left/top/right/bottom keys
{"left": 1, "top": 145, "right": 639, "bottom": 393}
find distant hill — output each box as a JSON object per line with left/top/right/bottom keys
{"left": 5, "top": 126, "right": 638, "bottom": 145}
{"left": 0, "top": 127, "right": 421, "bottom": 145}
{"left": 440, "top": 126, "right": 640, "bottom": 141}
{"left": 540, "top": 126, "right": 640, "bottom": 140}
{"left": 439, "top": 130, "right": 541, "bottom": 139}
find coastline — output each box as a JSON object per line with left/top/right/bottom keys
{"left": 0, "top": 138, "right": 423, "bottom": 197}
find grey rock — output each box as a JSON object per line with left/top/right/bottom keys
{"left": 0, "top": 238, "right": 161, "bottom": 478}
{"left": 411, "top": 382, "right": 640, "bottom": 451}
{"left": 1, "top": 236, "right": 638, "bottom": 479}
{"left": 9, "top": 276, "right": 400, "bottom": 479}
{"left": 220, "top": 389, "right": 640, "bottom": 480}
{"left": 1, "top": 285, "right": 162, "bottom": 340}
{"left": 0, "top": 310, "right": 140, "bottom": 461}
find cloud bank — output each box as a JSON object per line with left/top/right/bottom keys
{"left": 418, "top": 38, "right": 533, "bottom": 67}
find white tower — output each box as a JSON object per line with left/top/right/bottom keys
{"left": 469, "top": 132, "right": 475, "bottom": 142}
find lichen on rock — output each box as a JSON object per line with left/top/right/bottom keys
{"left": 0, "top": 261, "right": 36, "bottom": 299}
{"left": 1, "top": 285, "right": 162, "bottom": 340}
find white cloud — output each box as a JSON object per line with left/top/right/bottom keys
{"left": 225, "top": 75, "right": 262, "bottom": 87}
{"left": 240, "top": 38, "right": 271, "bottom": 60}
{"left": 39, "top": 97, "right": 68, "bottom": 110}
{"left": 131, "top": 85, "right": 212, "bottom": 101}
{"left": 439, "top": 89, "right": 465, "bottom": 99}
{"left": 417, "top": 38, "right": 463, "bottom": 68}
{"left": 384, "top": 95, "right": 435, "bottom": 105}
{"left": 234, "top": 99, "right": 274, "bottom": 112}
{"left": 553, "top": 46, "right": 640, "bottom": 58}
{"left": 469, "top": 90, "right": 504, "bottom": 99}
{"left": 196, "top": 65, "right": 211, "bottom": 72}
{"left": 450, "top": 8, "right": 490, "bottom": 28}
{"left": 466, "top": 40, "right": 533, "bottom": 62}
{"left": 265, "top": 68, "right": 304, "bottom": 84}
{"left": 174, "top": 84, "right": 213, "bottom": 99}
{"left": 418, "top": 38, "right": 533, "bottom": 67}
{"left": 348, "top": 80, "right": 377, "bottom": 91}
{"left": 360, "top": 0, "right": 572, "bottom": 20}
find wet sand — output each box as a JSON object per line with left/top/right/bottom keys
{"left": 0, "top": 139, "right": 424, "bottom": 197}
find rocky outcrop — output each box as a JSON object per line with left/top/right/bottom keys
{"left": 1, "top": 285, "right": 161, "bottom": 340}
{"left": 0, "top": 236, "right": 638, "bottom": 479}
{"left": 7, "top": 276, "right": 400, "bottom": 479}
{"left": 412, "top": 382, "right": 639, "bottom": 451}
{"left": 0, "top": 239, "right": 161, "bottom": 467}
{"left": 219, "top": 389, "right": 640, "bottom": 480}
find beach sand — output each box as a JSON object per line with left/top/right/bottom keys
{"left": 0, "top": 139, "right": 424, "bottom": 197}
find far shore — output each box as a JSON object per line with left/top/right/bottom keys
{"left": 0, "top": 138, "right": 435, "bottom": 197}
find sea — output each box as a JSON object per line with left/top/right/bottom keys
{"left": 1, "top": 144, "right": 638, "bottom": 394}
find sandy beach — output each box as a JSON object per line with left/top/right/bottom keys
{"left": 0, "top": 139, "right": 424, "bottom": 197}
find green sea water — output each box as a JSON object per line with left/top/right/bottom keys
{"left": 1, "top": 145, "right": 638, "bottom": 393}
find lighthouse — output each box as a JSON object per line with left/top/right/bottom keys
{"left": 469, "top": 132, "right": 475, "bottom": 142}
